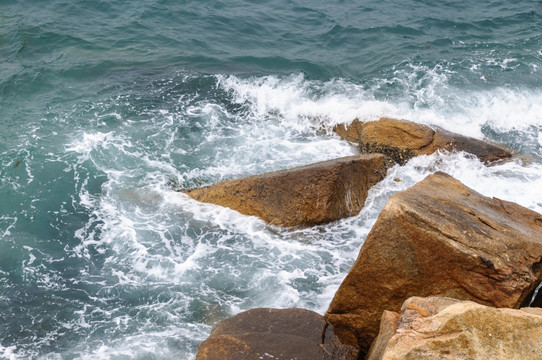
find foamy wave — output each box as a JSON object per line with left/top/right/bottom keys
{"left": 217, "top": 70, "right": 542, "bottom": 142}
{"left": 67, "top": 325, "right": 204, "bottom": 360}
{"left": 57, "top": 68, "right": 542, "bottom": 360}
{"left": 459, "top": 88, "right": 542, "bottom": 132}
{"left": 0, "top": 345, "right": 18, "bottom": 360}
{"left": 388, "top": 152, "right": 542, "bottom": 213}
{"left": 217, "top": 73, "right": 393, "bottom": 129}
{"left": 65, "top": 131, "right": 113, "bottom": 161}
{"left": 0, "top": 216, "right": 17, "bottom": 238}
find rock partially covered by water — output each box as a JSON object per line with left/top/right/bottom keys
{"left": 196, "top": 308, "right": 359, "bottom": 360}
{"left": 325, "top": 172, "right": 542, "bottom": 354}
{"left": 184, "top": 154, "right": 388, "bottom": 227}
{"left": 367, "top": 296, "right": 542, "bottom": 360}
{"left": 333, "top": 117, "right": 512, "bottom": 164}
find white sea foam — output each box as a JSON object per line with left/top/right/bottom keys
{"left": 0, "top": 345, "right": 18, "bottom": 360}
{"left": 217, "top": 73, "right": 390, "bottom": 129}
{"left": 218, "top": 70, "right": 542, "bottom": 140}
{"left": 65, "top": 131, "right": 112, "bottom": 162}
{"left": 0, "top": 216, "right": 17, "bottom": 238}
{"left": 392, "top": 153, "right": 542, "bottom": 213}
{"left": 59, "top": 69, "right": 542, "bottom": 360}
{"left": 70, "top": 326, "right": 203, "bottom": 360}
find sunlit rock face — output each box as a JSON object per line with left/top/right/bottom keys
{"left": 367, "top": 296, "right": 542, "bottom": 360}
{"left": 185, "top": 154, "right": 388, "bottom": 227}
{"left": 326, "top": 172, "right": 542, "bottom": 354}
{"left": 333, "top": 117, "right": 512, "bottom": 164}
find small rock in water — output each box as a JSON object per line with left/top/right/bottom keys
{"left": 333, "top": 117, "right": 513, "bottom": 164}
{"left": 196, "top": 308, "right": 358, "bottom": 360}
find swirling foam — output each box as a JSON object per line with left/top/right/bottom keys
{"left": 6, "top": 68, "right": 541, "bottom": 359}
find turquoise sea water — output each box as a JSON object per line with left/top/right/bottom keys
{"left": 1, "top": 1, "right": 542, "bottom": 358}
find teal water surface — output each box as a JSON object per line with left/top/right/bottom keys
{"left": 1, "top": 1, "right": 542, "bottom": 359}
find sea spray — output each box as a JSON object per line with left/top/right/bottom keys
{"left": 1, "top": 0, "right": 541, "bottom": 358}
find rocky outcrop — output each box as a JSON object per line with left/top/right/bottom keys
{"left": 333, "top": 118, "right": 512, "bottom": 164}
{"left": 325, "top": 172, "right": 542, "bottom": 354}
{"left": 196, "top": 308, "right": 358, "bottom": 360}
{"left": 367, "top": 296, "right": 542, "bottom": 360}
{"left": 184, "top": 154, "right": 388, "bottom": 227}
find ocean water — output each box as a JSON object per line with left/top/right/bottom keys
{"left": 1, "top": 0, "right": 542, "bottom": 358}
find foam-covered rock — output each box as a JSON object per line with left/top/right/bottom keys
{"left": 184, "top": 154, "right": 388, "bottom": 227}
{"left": 326, "top": 172, "right": 542, "bottom": 354}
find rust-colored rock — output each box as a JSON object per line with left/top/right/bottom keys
{"left": 196, "top": 308, "right": 358, "bottom": 360}
{"left": 184, "top": 154, "right": 388, "bottom": 227}
{"left": 333, "top": 118, "right": 512, "bottom": 164}
{"left": 367, "top": 296, "right": 542, "bottom": 360}
{"left": 325, "top": 172, "right": 542, "bottom": 354}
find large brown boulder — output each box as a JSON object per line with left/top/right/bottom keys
{"left": 367, "top": 296, "right": 542, "bottom": 360}
{"left": 184, "top": 154, "right": 388, "bottom": 227}
{"left": 333, "top": 118, "right": 512, "bottom": 164}
{"left": 196, "top": 308, "right": 358, "bottom": 360}
{"left": 325, "top": 172, "right": 542, "bottom": 354}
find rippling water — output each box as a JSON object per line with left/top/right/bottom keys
{"left": 1, "top": 1, "right": 542, "bottom": 358}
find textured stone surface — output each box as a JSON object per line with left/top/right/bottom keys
{"left": 184, "top": 154, "right": 388, "bottom": 227}
{"left": 325, "top": 172, "right": 542, "bottom": 354}
{"left": 196, "top": 308, "right": 358, "bottom": 360}
{"left": 365, "top": 311, "right": 401, "bottom": 360}
{"left": 367, "top": 296, "right": 542, "bottom": 360}
{"left": 333, "top": 117, "right": 512, "bottom": 164}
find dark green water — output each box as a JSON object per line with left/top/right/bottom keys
{"left": 1, "top": 1, "right": 542, "bottom": 358}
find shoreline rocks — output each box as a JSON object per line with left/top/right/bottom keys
{"left": 325, "top": 172, "right": 542, "bottom": 354}
{"left": 194, "top": 172, "right": 542, "bottom": 360}
{"left": 193, "top": 118, "right": 540, "bottom": 360}
{"left": 367, "top": 296, "right": 542, "bottom": 360}
{"left": 184, "top": 154, "right": 388, "bottom": 227}
{"left": 196, "top": 308, "right": 359, "bottom": 360}
{"left": 333, "top": 117, "right": 513, "bottom": 164}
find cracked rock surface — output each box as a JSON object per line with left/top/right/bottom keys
{"left": 367, "top": 296, "right": 542, "bottom": 360}
{"left": 325, "top": 172, "right": 542, "bottom": 355}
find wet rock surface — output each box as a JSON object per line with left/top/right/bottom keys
{"left": 196, "top": 308, "right": 359, "bottom": 360}
{"left": 325, "top": 172, "right": 542, "bottom": 354}
{"left": 333, "top": 118, "right": 512, "bottom": 164}
{"left": 184, "top": 154, "right": 388, "bottom": 227}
